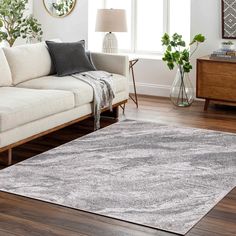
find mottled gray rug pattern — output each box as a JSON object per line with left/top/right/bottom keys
{"left": 0, "top": 120, "right": 236, "bottom": 235}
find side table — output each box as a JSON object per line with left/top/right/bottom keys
{"left": 129, "top": 58, "right": 139, "bottom": 108}
{"left": 120, "top": 58, "right": 139, "bottom": 112}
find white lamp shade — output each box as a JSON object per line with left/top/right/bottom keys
{"left": 95, "top": 9, "right": 127, "bottom": 33}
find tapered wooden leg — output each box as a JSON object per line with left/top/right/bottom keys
{"left": 204, "top": 99, "right": 210, "bottom": 111}
{"left": 102, "top": 106, "right": 119, "bottom": 119}
{"left": 113, "top": 106, "right": 119, "bottom": 119}
{"left": 8, "top": 149, "right": 12, "bottom": 166}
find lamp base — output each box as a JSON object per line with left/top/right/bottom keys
{"left": 102, "top": 32, "right": 118, "bottom": 53}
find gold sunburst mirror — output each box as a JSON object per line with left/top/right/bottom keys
{"left": 43, "top": 0, "right": 76, "bottom": 18}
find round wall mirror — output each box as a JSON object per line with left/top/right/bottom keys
{"left": 43, "top": 0, "right": 76, "bottom": 18}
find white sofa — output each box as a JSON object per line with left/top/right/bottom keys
{"left": 0, "top": 42, "right": 129, "bottom": 165}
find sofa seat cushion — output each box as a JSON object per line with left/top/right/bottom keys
{"left": 17, "top": 74, "right": 128, "bottom": 107}
{"left": 0, "top": 87, "right": 75, "bottom": 132}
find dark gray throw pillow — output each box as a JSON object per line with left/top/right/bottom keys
{"left": 46, "top": 40, "right": 96, "bottom": 77}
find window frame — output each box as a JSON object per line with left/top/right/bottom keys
{"left": 103, "top": 0, "right": 170, "bottom": 55}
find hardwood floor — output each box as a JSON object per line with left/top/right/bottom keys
{"left": 0, "top": 96, "right": 236, "bottom": 236}
{"left": 125, "top": 96, "right": 236, "bottom": 133}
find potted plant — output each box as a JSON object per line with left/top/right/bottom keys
{"left": 0, "top": 0, "right": 43, "bottom": 47}
{"left": 162, "top": 33, "right": 205, "bottom": 107}
{"left": 221, "top": 41, "right": 234, "bottom": 51}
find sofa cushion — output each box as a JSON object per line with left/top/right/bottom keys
{"left": 46, "top": 40, "right": 96, "bottom": 76}
{"left": 0, "top": 48, "right": 12, "bottom": 86}
{"left": 0, "top": 87, "right": 75, "bottom": 132}
{"left": 17, "top": 74, "right": 128, "bottom": 107}
{"left": 18, "top": 76, "right": 93, "bottom": 107}
{"left": 3, "top": 42, "right": 53, "bottom": 85}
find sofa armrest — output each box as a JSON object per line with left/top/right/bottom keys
{"left": 91, "top": 52, "right": 129, "bottom": 78}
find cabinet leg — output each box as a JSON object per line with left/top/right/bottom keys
{"left": 8, "top": 149, "right": 12, "bottom": 166}
{"left": 204, "top": 99, "right": 210, "bottom": 111}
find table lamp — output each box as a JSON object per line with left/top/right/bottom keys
{"left": 95, "top": 9, "right": 127, "bottom": 53}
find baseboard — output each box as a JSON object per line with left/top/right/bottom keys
{"left": 129, "top": 82, "right": 171, "bottom": 97}
{"left": 129, "top": 82, "right": 201, "bottom": 100}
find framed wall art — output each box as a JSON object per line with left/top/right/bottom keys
{"left": 222, "top": 0, "right": 236, "bottom": 39}
{"left": 43, "top": 0, "right": 77, "bottom": 18}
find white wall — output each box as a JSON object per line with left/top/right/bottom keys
{"left": 189, "top": 0, "right": 226, "bottom": 91}
{"left": 191, "top": 0, "right": 228, "bottom": 59}
{"left": 130, "top": 57, "right": 175, "bottom": 97}
{"left": 33, "top": 0, "right": 234, "bottom": 97}
{"left": 33, "top": 0, "right": 88, "bottom": 44}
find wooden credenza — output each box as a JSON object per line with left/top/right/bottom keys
{"left": 197, "top": 56, "right": 236, "bottom": 110}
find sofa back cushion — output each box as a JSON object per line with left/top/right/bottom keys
{"left": 3, "top": 42, "right": 53, "bottom": 85}
{"left": 0, "top": 48, "right": 12, "bottom": 86}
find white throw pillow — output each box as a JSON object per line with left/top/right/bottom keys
{"left": 3, "top": 42, "right": 53, "bottom": 85}
{"left": 0, "top": 48, "right": 12, "bottom": 86}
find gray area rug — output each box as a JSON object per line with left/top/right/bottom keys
{"left": 0, "top": 120, "right": 236, "bottom": 235}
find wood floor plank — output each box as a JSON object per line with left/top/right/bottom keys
{"left": 0, "top": 192, "right": 175, "bottom": 236}
{"left": 0, "top": 213, "right": 88, "bottom": 236}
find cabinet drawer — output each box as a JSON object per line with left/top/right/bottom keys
{"left": 198, "top": 85, "right": 236, "bottom": 102}
{"left": 199, "top": 60, "right": 236, "bottom": 77}
{"left": 197, "top": 59, "right": 236, "bottom": 102}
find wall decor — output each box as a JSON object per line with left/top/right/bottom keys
{"left": 43, "top": 0, "right": 76, "bottom": 18}
{"left": 222, "top": 0, "right": 236, "bottom": 39}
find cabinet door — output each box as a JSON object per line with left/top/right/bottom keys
{"left": 197, "top": 60, "right": 236, "bottom": 102}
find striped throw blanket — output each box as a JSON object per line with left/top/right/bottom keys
{"left": 72, "top": 71, "right": 115, "bottom": 130}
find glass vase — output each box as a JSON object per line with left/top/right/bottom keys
{"left": 170, "top": 66, "right": 194, "bottom": 107}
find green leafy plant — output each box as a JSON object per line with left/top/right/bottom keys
{"left": 162, "top": 33, "right": 205, "bottom": 73}
{"left": 52, "top": 0, "right": 74, "bottom": 17}
{"left": 0, "top": 0, "right": 43, "bottom": 47}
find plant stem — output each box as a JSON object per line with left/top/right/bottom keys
{"left": 190, "top": 42, "right": 199, "bottom": 59}
{"left": 177, "top": 66, "right": 190, "bottom": 105}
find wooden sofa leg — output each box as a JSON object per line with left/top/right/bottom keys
{"left": 113, "top": 106, "right": 119, "bottom": 119}
{"left": 102, "top": 106, "right": 120, "bottom": 119}
{"left": 8, "top": 149, "right": 12, "bottom": 166}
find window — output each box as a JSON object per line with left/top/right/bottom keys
{"left": 169, "top": 0, "right": 191, "bottom": 45}
{"left": 136, "top": 0, "right": 164, "bottom": 52}
{"left": 88, "top": 0, "right": 191, "bottom": 55}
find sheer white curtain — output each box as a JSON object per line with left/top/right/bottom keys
{"left": 169, "top": 0, "right": 191, "bottom": 45}
{"left": 136, "top": 0, "right": 164, "bottom": 53}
